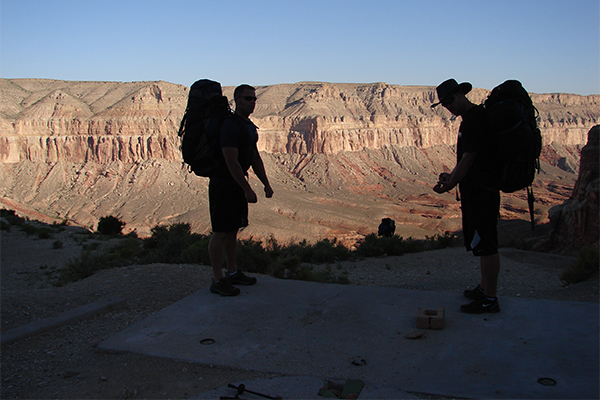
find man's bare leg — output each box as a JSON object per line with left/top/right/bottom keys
{"left": 209, "top": 231, "right": 237, "bottom": 280}
{"left": 480, "top": 253, "right": 500, "bottom": 298}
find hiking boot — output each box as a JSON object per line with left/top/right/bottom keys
{"left": 228, "top": 271, "right": 257, "bottom": 285}
{"left": 463, "top": 284, "right": 485, "bottom": 300}
{"left": 460, "top": 297, "right": 500, "bottom": 314}
{"left": 210, "top": 277, "right": 240, "bottom": 296}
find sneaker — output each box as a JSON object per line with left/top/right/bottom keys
{"left": 460, "top": 297, "right": 500, "bottom": 314}
{"left": 463, "top": 284, "right": 485, "bottom": 300}
{"left": 210, "top": 277, "right": 240, "bottom": 296}
{"left": 228, "top": 271, "right": 257, "bottom": 285}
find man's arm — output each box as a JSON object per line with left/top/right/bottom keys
{"left": 433, "top": 152, "right": 475, "bottom": 193}
{"left": 222, "top": 147, "right": 258, "bottom": 203}
{"left": 251, "top": 148, "right": 274, "bottom": 198}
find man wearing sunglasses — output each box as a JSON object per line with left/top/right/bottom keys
{"left": 432, "top": 78, "right": 501, "bottom": 314}
{"left": 208, "top": 84, "right": 274, "bottom": 296}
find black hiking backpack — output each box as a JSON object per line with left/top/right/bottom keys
{"left": 484, "top": 80, "right": 542, "bottom": 228}
{"left": 178, "top": 79, "right": 233, "bottom": 177}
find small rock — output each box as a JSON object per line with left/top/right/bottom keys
{"left": 351, "top": 357, "right": 367, "bottom": 366}
{"left": 62, "top": 370, "right": 79, "bottom": 379}
{"left": 405, "top": 329, "right": 426, "bottom": 339}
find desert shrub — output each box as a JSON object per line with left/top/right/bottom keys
{"left": 180, "top": 236, "right": 211, "bottom": 265}
{"left": 236, "top": 237, "right": 273, "bottom": 274}
{"left": 353, "top": 233, "right": 458, "bottom": 258}
{"left": 57, "top": 251, "right": 111, "bottom": 285}
{"left": 56, "top": 237, "right": 143, "bottom": 285}
{"left": 1, "top": 209, "right": 24, "bottom": 226}
{"left": 560, "top": 246, "right": 600, "bottom": 285}
{"left": 97, "top": 215, "right": 125, "bottom": 236}
{"left": 270, "top": 254, "right": 303, "bottom": 279}
{"left": 354, "top": 234, "right": 416, "bottom": 257}
{"left": 54, "top": 221, "right": 460, "bottom": 285}
{"left": 20, "top": 223, "right": 39, "bottom": 235}
{"left": 113, "top": 236, "right": 144, "bottom": 260}
{"left": 307, "top": 238, "right": 351, "bottom": 263}
{"left": 354, "top": 234, "right": 389, "bottom": 257}
{"left": 37, "top": 227, "right": 52, "bottom": 239}
{"left": 425, "top": 231, "right": 460, "bottom": 250}
{"left": 280, "top": 238, "right": 350, "bottom": 264}
{"left": 142, "top": 223, "right": 205, "bottom": 263}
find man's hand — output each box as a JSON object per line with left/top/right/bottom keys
{"left": 244, "top": 188, "right": 258, "bottom": 203}
{"left": 433, "top": 172, "right": 452, "bottom": 193}
{"left": 264, "top": 184, "right": 274, "bottom": 198}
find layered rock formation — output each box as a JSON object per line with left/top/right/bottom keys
{"left": 549, "top": 125, "right": 599, "bottom": 250}
{"left": 1, "top": 79, "right": 598, "bottom": 241}
{"left": 2, "top": 79, "right": 597, "bottom": 163}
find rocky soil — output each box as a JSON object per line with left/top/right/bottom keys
{"left": 1, "top": 222, "right": 598, "bottom": 399}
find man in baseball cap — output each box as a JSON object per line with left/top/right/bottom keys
{"left": 432, "top": 78, "right": 502, "bottom": 314}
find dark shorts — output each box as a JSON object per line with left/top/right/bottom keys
{"left": 209, "top": 178, "right": 248, "bottom": 233}
{"left": 460, "top": 185, "right": 500, "bottom": 257}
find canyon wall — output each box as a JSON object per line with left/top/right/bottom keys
{"left": 549, "top": 126, "right": 599, "bottom": 250}
{"left": 2, "top": 79, "right": 598, "bottom": 164}
{"left": 1, "top": 79, "right": 598, "bottom": 241}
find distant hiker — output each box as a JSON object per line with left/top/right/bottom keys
{"left": 432, "top": 78, "right": 501, "bottom": 314}
{"left": 208, "top": 84, "right": 274, "bottom": 296}
{"left": 378, "top": 218, "right": 396, "bottom": 237}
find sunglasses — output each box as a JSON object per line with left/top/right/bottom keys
{"left": 243, "top": 96, "right": 257, "bottom": 101}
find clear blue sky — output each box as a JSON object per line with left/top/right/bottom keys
{"left": 1, "top": 0, "right": 598, "bottom": 95}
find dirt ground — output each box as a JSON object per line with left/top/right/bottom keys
{"left": 1, "top": 221, "right": 598, "bottom": 399}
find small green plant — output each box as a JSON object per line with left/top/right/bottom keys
{"left": 180, "top": 237, "right": 211, "bottom": 265}
{"left": 20, "top": 223, "right": 39, "bottom": 235}
{"left": 37, "top": 227, "right": 52, "bottom": 239}
{"left": 560, "top": 246, "right": 600, "bottom": 285}
{"left": 1, "top": 209, "right": 24, "bottom": 226}
{"left": 57, "top": 251, "right": 110, "bottom": 285}
{"left": 52, "top": 240, "right": 63, "bottom": 249}
{"left": 236, "top": 237, "right": 274, "bottom": 274}
{"left": 97, "top": 215, "right": 125, "bottom": 236}
{"left": 425, "top": 231, "right": 460, "bottom": 250}
{"left": 354, "top": 234, "right": 418, "bottom": 257}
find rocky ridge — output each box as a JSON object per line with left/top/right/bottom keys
{"left": 1, "top": 79, "right": 598, "bottom": 242}
{"left": 549, "top": 125, "right": 599, "bottom": 248}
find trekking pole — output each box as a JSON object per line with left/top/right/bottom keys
{"left": 228, "top": 383, "right": 283, "bottom": 399}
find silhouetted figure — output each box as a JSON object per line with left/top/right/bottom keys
{"left": 378, "top": 218, "right": 396, "bottom": 237}
{"left": 432, "top": 78, "right": 501, "bottom": 314}
{"left": 208, "top": 84, "right": 273, "bottom": 296}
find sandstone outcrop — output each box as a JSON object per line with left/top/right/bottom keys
{"left": 1, "top": 79, "right": 598, "bottom": 241}
{"left": 2, "top": 79, "right": 598, "bottom": 163}
{"left": 549, "top": 125, "right": 599, "bottom": 250}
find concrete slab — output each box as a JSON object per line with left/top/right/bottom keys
{"left": 99, "top": 277, "right": 599, "bottom": 399}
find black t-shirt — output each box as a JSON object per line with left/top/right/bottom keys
{"left": 457, "top": 105, "right": 499, "bottom": 189}
{"left": 212, "top": 116, "right": 258, "bottom": 180}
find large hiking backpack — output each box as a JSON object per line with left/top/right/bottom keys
{"left": 484, "top": 79, "right": 542, "bottom": 228}
{"left": 178, "top": 79, "right": 233, "bottom": 177}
